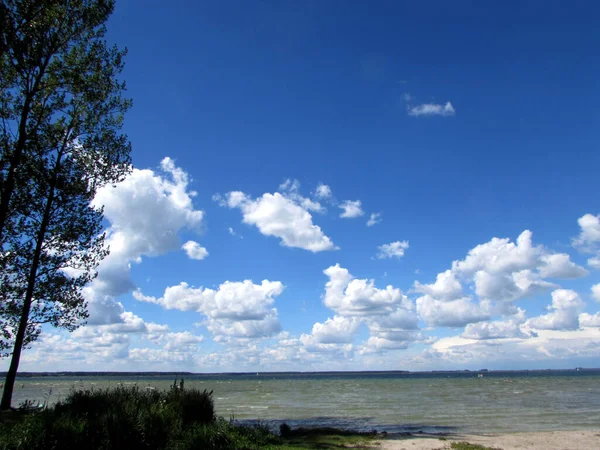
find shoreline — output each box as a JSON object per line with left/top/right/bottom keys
{"left": 377, "top": 429, "right": 600, "bottom": 449}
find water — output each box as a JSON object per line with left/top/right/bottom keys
{"left": 8, "top": 370, "right": 600, "bottom": 434}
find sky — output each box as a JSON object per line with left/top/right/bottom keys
{"left": 6, "top": 0, "right": 600, "bottom": 373}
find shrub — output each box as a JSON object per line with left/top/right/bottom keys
{"left": 0, "top": 385, "right": 216, "bottom": 450}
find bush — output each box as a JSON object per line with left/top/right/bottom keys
{"left": 0, "top": 384, "right": 217, "bottom": 450}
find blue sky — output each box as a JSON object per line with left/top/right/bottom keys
{"left": 7, "top": 1, "right": 600, "bottom": 372}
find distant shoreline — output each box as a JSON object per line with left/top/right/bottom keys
{"left": 4, "top": 368, "right": 599, "bottom": 377}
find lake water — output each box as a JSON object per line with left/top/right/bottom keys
{"left": 8, "top": 370, "right": 600, "bottom": 434}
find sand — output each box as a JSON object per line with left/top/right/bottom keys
{"left": 375, "top": 429, "right": 600, "bottom": 449}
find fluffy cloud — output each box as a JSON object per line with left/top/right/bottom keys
{"left": 408, "top": 102, "right": 455, "bottom": 117}
{"left": 310, "top": 316, "right": 361, "bottom": 344}
{"left": 339, "top": 200, "right": 364, "bottom": 218}
{"left": 579, "top": 312, "right": 600, "bottom": 327}
{"left": 473, "top": 270, "right": 557, "bottom": 303}
{"left": 414, "top": 270, "right": 463, "bottom": 300}
{"left": 592, "top": 284, "right": 600, "bottom": 302}
{"left": 322, "top": 264, "right": 405, "bottom": 316}
{"left": 315, "top": 183, "right": 332, "bottom": 199}
{"left": 415, "top": 230, "right": 587, "bottom": 308}
{"left": 84, "top": 157, "right": 205, "bottom": 327}
{"left": 527, "top": 289, "right": 585, "bottom": 331}
{"left": 453, "top": 230, "right": 540, "bottom": 275}
{"left": 574, "top": 213, "right": 600, "bottom": 269}
{"left": 366, "top": 213, "right": 382, "bottom": 227}
{"left": 416, "top": 295, "right": 490, "bottom": 327}
{"left": 134, "top": 279, "right": 285, "bottom": 340}
{"left": 217, "top": 190, "right": 336, "bottom": 252}
{"left": 181, "top": 240, "right": 209, "bottom": 260}
{"left": 462, "top": 309, "right": 529, "bottom": 340}
{"left": 376, "top": 241, "right": 409, "bottom": 259}
{"left": 538, "top": 254, "right": 588, "bottom": 278}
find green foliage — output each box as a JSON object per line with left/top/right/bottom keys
{"left": 0, "top": 386, "right": 216, "bottom": 450}
{"left": 451, "top": 442, "right": 502, "bottom": 450}
{"left": 0, "top": 0, "right": 132, "bottom": 409}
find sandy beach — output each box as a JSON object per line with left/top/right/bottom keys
{"left": 377, "top": 429, "right": 600, "bottom": 449}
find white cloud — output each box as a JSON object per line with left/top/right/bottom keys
{"left": 134, "top": 279, "right": 285, "bottom": 340}
{"left": 427, "top": 326, "right": 600, "bottom": 369}
{"left": 538, "top": 253, "right": 588, "bottom": 278}
{"left": 322, "top": 264, "right": 405, "bottom": 316}
{"left": 339, "top": 200, "right": 364, "bottom": 218}
{"left": 408, "top": 102, "right": 455, "bottom": 117}
{"left": 414, "top": 270, "right": 463, "bottom": 300}
{"left": 155, "top": 331, "right": 204, "bottom": 351}
{"left": 473, "top": 270, "right": 557, "bottom": 302}
{"left": 574, "top": 213, "right": 600, "bottom": 250}
{"left": 453, "top": 230, "right": 539, "bottom": 275}
{"left": 315, "top": 183, "right": 332, "bottom": 199}
{"left": 181, "top": 240, "right": 209, "bottom": 260}
{"left": 589, "top": 257, "right": 600, "bottom": 270}
{"left": 90, "top": 157, "right": 204, "bottom": 298}
{"left": 441, "top": 230, "right": 584, "bottom": 304}
{"left": 416, "top": 295, "right": 490, "bottom": 328}
{"left": 228, "top": 227, "right": 242, "bottom": 238}
{"left": 462, "top": 309, "right": 529, "bottom": 340}
{"left": 573, "top": 213, "right": 600, "bottom": 270}
{"left": 592, "top": 284, "right": 600, "bottom": 302}
{"left": 366, "top": 213, "right": 382, "bottom": 227}
{"left": 376, "top": 241, "right": 409, "bottom": 259}
{"left": 579, "top": 312, "right": 600, "bottom": 327}
{"left": 310, "top": 316, "right": 361, "bottom": 344}
{"left": 218, "top": 190, "right": 336, "bottom": 252}
{"left": 280, "top": 178, "right": 325, "bottom": 213}
{"left": 527, "top": 289, "right": 585, "bottom": 331}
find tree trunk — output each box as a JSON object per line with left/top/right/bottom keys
{"left": 0, "top": 164, "right": 57, "bottom": 410}
{"left": 0, "top": 96, "right": 32, "bottom": 243}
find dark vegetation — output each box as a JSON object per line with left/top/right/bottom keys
{"left": 0, "top": 383, "right": 378, "bottom": 449}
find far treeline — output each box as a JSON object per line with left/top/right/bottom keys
{"left": 0, "top": 0, "right": 132, "bottom": 409}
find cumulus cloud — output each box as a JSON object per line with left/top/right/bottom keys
{"left": 579, "top": 312, "right": 600, "bottom": 327}
{"left": 473, "top": 270, "right": 557, "bottom": 303}
{"left": 414, "top": 270, "right": 463, "bottom": 300}
{"left": 539, "top": 254, "right": 588, "bottom": 278}
{"left": 339, "top": 200, "right": 364, "bottom": 218}
{"left": 443, "top": 230, "right": 584, "bottom": 304}
{"left": 216, "top": 188, "right": 336, "bottom": 252}
{"left": 134, "top": 279, "right": 285, "bottom": 340}
{"left": 527, "top": 289, "right": 585, "bottom": 331}
{"left": 366, "top": 213, "right": 382, "bottom": 227}
{"left": 408, "top": 102, "right": 455, "bottom": 117}
{"left": 376, "top": 241, "right": 409, "bottom": 259}
{"left": 310, "top": 316, "right": 361, "bottom": 344}
{"left": 89, "top": 157, "right": 204, "bottom": 299}
{"left": 462, "top": 309, "right": 529, "bottom": 340}
{"left": 322, "top": 264, "right": 405, "bottom": 316}
{"left": 181, "top": 240, "right": 209, "bottom": 260}
{"left": 416, "top": 295, "right": 490, "bottom": 328}
{"left": 573, "top": 213, "right": 600, "bottom": 269}
{"left": 592, "top": 284, "right": 600, "bottom": 302}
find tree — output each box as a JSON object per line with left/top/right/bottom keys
{"left": 0, "top": 0, "right": 131, "bottom": 409}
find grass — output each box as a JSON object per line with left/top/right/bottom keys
{"left": 275, "top": 427, "right": 377, "bottom": 449}
{"left": 451, "top": 442, "right": 502, "bottom": 450}
{"left": 0, "top": 384, "right": 379, "bottom": 449}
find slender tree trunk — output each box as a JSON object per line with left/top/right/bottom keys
{"left": 0, "top": 96, "right": 32, "bottom": 243}
{"left": 0, "top": 162, "right": 57, "bottom": 410}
